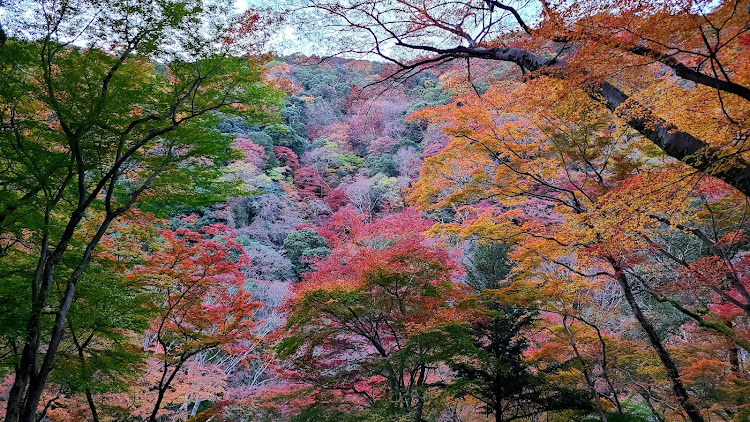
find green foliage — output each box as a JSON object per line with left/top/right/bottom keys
{"left": 0, "top": 39, "right": 282, "bottom": 221}
{"left": 0, "top": 2, "right": 282, "bottom": 416}
{"left": 405, "top": 81, "right": 452, "bottom": 113}
{"left": 290, "top": 404, "right": 360, "bottom": 422}
{"left": 247, "top": 130, "right": 275, "bottom": 152}
{"left": 442, "top": 297, "right": 593, "bottom": 420}
{"left": 264, "top": 124, "right": 307, "bottom": 155}
{"left": 218, "top": 116, "right": 256, "bottom": 134}
{"left": 394, "top": 138, "right": 420, "bottom": 153}
{"left": 466, "top": 241, "right": 513, "bottom": 290}
{"left": 337, "top": 153, "right": 364, "bottom": 175}
{"left": 363, "top": 155, "right": 397, "bottom": 177}
{"left": 49, "top": 222, "right": 155, "bottom": 396}
{"left": 0, "top": 251, "right": 34, "bottom": 366}
{"left": 583, "top": 412, "right": 649, "bottom": 422}
{"left": 282, "top": 228, "right": 331, "bottom": 275}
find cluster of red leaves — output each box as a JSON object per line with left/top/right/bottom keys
{"left": 294, "top": 167, "right": 328, "bottom": 199}
{"left": 132, "top": 226, "right": 260, "bottom": 358}
{"left": 273, "top": 146, "right": 300, "bottom": 171}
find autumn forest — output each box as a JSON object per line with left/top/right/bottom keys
{"left": 0, "top": 0, "right": 749, "bottom": 421}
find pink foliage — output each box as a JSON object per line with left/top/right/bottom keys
{"left": 234, "top": 136, "right": 267, "bottom": 168}
{"left": 421, "top": 123, "right": 450, "bottom": 158}
{"left": 367, "top": 136, "right": 398, "bottom": 156}
{"left": 393, "top": 146, "right": 422, "bottom": 179}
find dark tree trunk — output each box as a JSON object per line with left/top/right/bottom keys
{"left": 86, "top": 389, "right": 100, "bottom": 422}
{"left": 6, "top": 211, "right": 116, "bottom": 422}
{"left": 598, "top": 82, "right": 750, "bottom": 196}
{"left": 0, "top": 21, "right": 6, "bottom": 48}
{"left": 149, "top": 389, "right": 167, "bottom": 422}
{"left": 609, "top": 261, "right": 705, "bottom": 422}
{"left": 397, "top": 45, "right": 750, "bottom": 197}
{"left": 413, "top": 364, "right": 427, "bottom": 422}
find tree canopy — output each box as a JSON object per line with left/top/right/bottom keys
{"left": 2, "top": 1, "right": 750, "bottom": 421}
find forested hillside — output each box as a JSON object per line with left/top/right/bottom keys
{"left": 1, "top": 1, "right": 750, "bottom": 422}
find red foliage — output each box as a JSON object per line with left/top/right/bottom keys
{"left": 130, "top": 226, "right": 261, "bottom": 421}
{"left": 235, "top": 137, "right": 267, "bottom": 168}
{"left": 324, "top": 188, "right": 348, "bottom": 212}
{"left": 345, "top": 86, "right": 365, "bottom": 112}
{"left": 135, "top": 227, "right": 260, "bottom": 354}
{"left": 276, "top": 211, "right": 467, "bottom": 415}
{"left": 367, "top": 136, "right": 398, "bottom": 156}
{"left": 223, "top": 12, "right": 261, "bottom": 45}
{"left": 273, "top": 146, "right": 300, "bottom": 171}
{"left": 294, "top": 167, "right": 328, "bottom": 198}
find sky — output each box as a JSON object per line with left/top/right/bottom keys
{"left": 235, "top": 0, "right": 315, "bottom": 56}
{"left": 0, "top": 0, "right": 315, "bottom": 56}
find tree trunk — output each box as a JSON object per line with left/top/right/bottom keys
{"left": 494, "top": 381, "right": 504, "bottom": 422}
{"left": 0, "top": 21, "right": 6, "bottom": 48}
{"left": 5, "top": 331, "right": 41, "bottom": 422}
{"left": 190, "top": 398, "right": 201, "bottom": 419}
{"left": 638, "top": 388, "right": 667, "bottom": 422}
{"left": 149, "top": 388, "right": 168, "bottom": 422}
{"left": 609, "top": 261, "right": 705, "bottom": 422}
{"left": 86, "top": 389, "right": 100, "bottom": 422}
{"left": 20, "top": 276, "right": 80, "bottom": 422}
{"left": 6, "top": 267, "right": 54, "bottom": 422}
{"left": 149, "top": 357, "right": 191, "bottom": 422}
{"left": 7, "top": 211, "right": 116, "bottom": 422}
{"left": 413, "top": 364, "right": 427, "bottom": 422}
{"left": 409, "top": 45, "right": 750, "bottom": 196}
{"left": 597, "top": 82, "right": 750, "bottom": 196}
{"left": 563, "top": 317, "right": 608, "bottom": 422}
{"left": 6, "top": 238, "right": 56, "bottom": 422}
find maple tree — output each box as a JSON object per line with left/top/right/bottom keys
{"left": 294, "top": 0, "right": 750, "bottom": 196}
{"left": 23, "top": 218, "right": 266, "bottom": 422}
{"left": 0, "top": 1, "right": 280, "bottom": 420}
{"left": 324, "top": 188, "right": 349, "bottom": 212}
{"left": 132, "top": 225, "right": 260, "bottom": 422}
{"left": 403, "top": 65, "right": 750, "bottom": 419}
{"left": 274, "top": 146, "right": 301, "bottom": 172}
{"left": 276, "top": 212, "right": 467, "bottom": 421}
{"left": 294, "top": 167, "right": 329, "bottom": 199}
{"left": 44, "top": 213, "right": 160, "bottom": 422}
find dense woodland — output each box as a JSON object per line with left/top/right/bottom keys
{"left": 1, "top": 0, "right": 750, "bottom": 421}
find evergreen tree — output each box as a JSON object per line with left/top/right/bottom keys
{"left": 466, "top": 241, "right": 513, "bottom": 291}
{"left": 444, "top": 296, "right": 592, "bottom": 422}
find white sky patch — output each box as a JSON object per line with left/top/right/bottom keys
{"left": 234, "top": 0, "right": 249, "bottom": 12}
{"left": 284, "top": 26, "right": 295, "bottom": 41}
{"left": 272, "top": 25, "right": 320, "bottom": 56}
